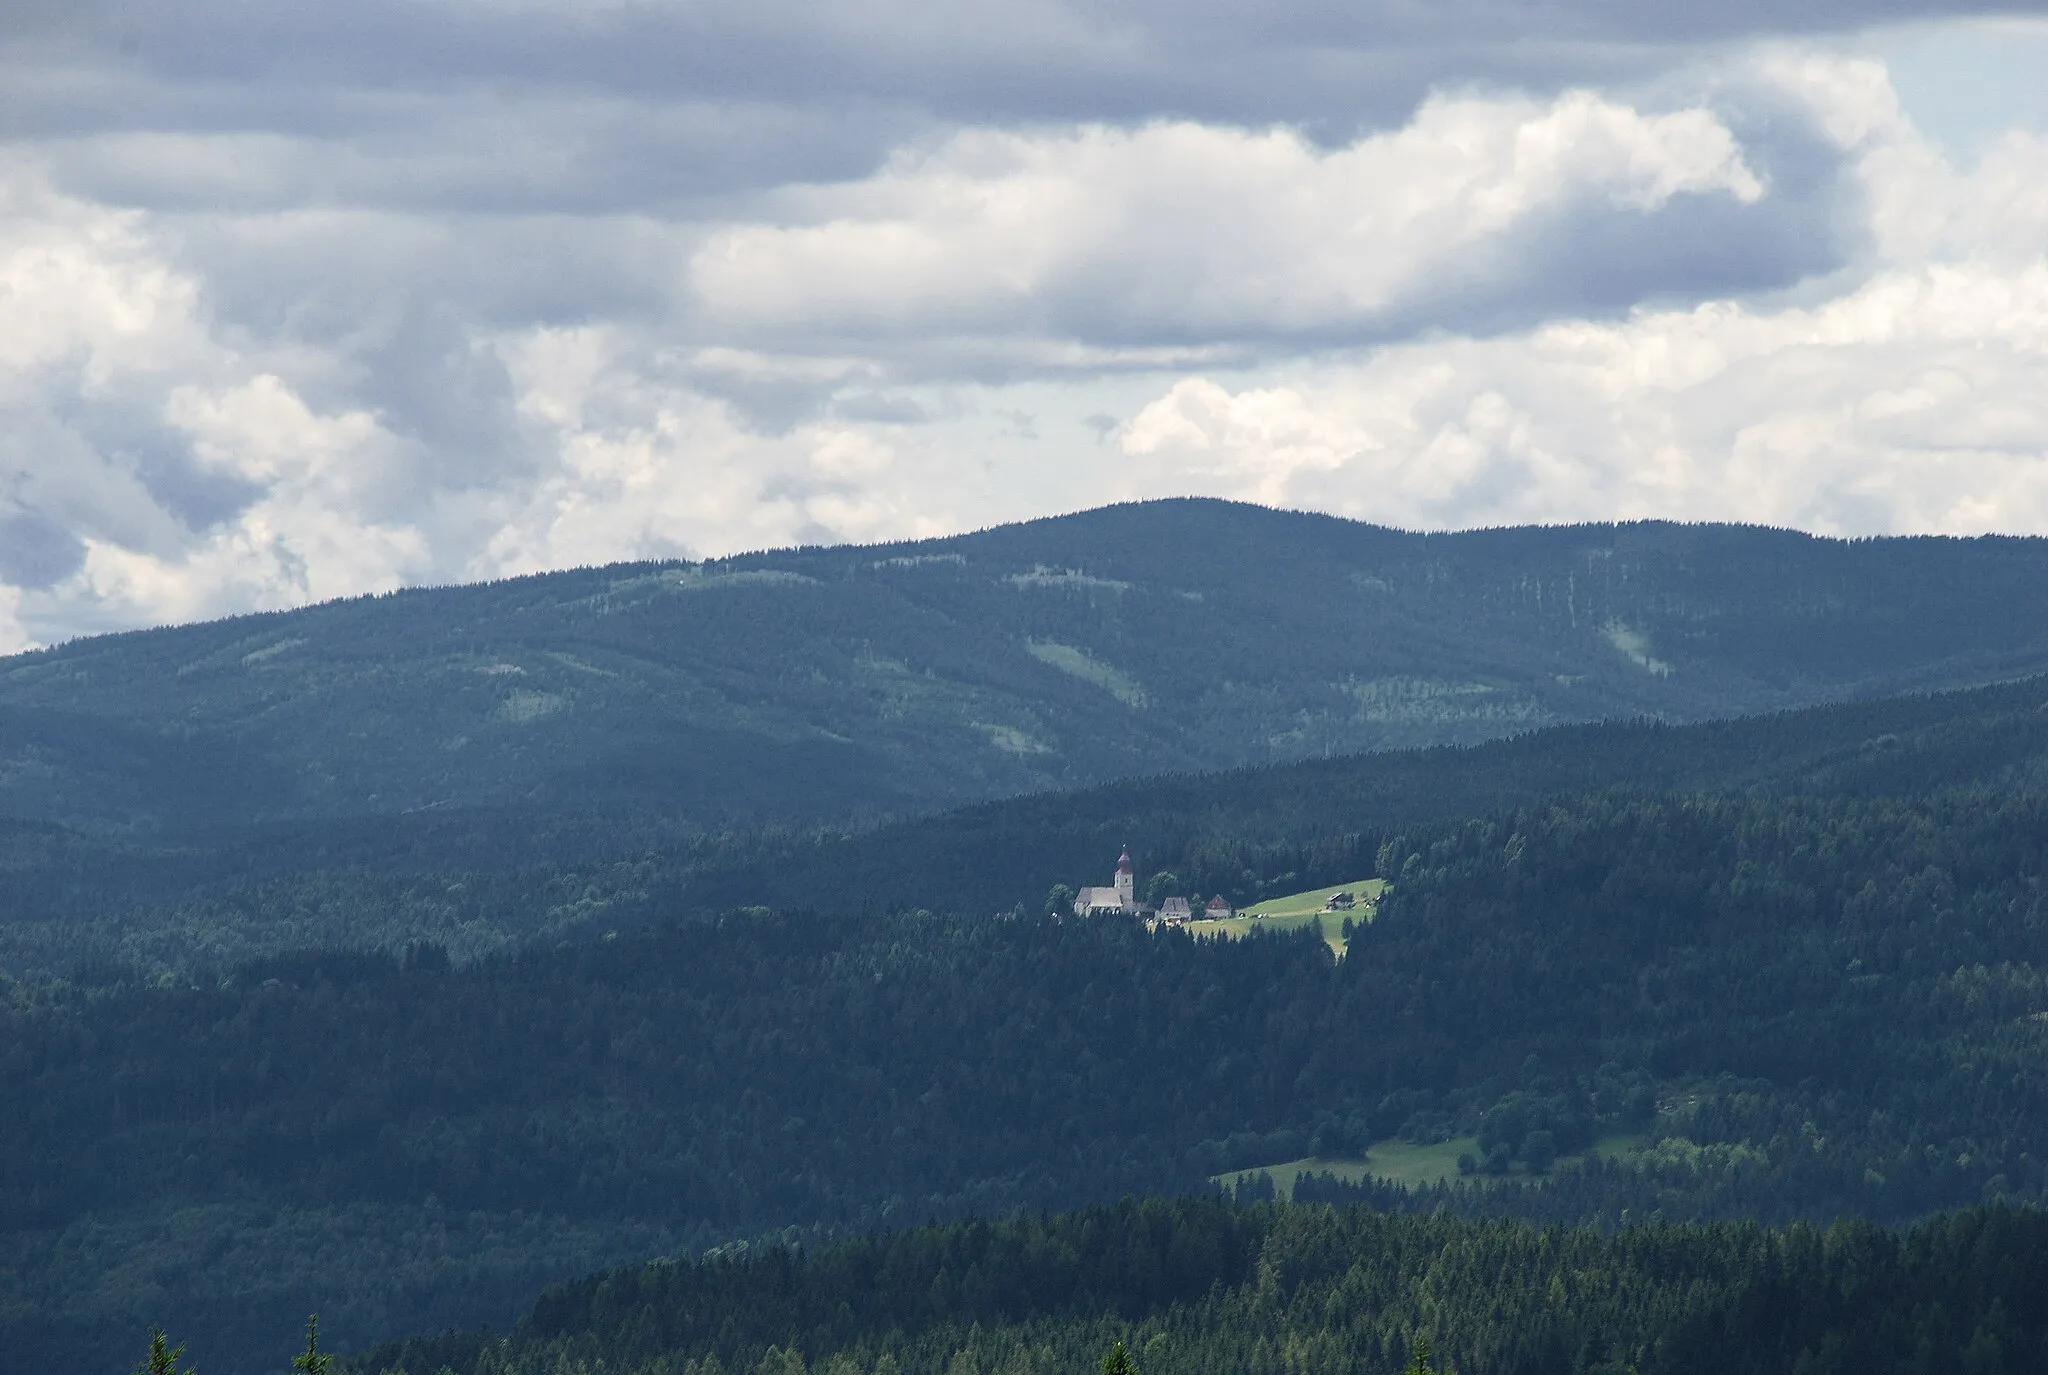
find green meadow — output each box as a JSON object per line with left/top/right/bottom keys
{"left": 1183, "top": 877, "right": 1385, "bottom": 955}
{"left": 1216, "top": 1131, "right": 1644, "bottom": 1198}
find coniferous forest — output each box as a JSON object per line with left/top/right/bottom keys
{"left": 360, "top": 1199, "right": 2048, "bottom": 1375}
{"left": 8, "top": 509, "right": 2048, "bottom": 1372}
{"left": 17, "top": 776, "right": 2048, "bottom": 1369}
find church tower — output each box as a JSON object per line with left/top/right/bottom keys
{"left": 1115, "top": 849, "right": 1135, "bottom": 909}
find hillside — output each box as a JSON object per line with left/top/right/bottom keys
{"left": 11, "top": 672, "right": 2048, "bottom": 977}
{"left": 18, "top": 779, "right": 2048, "bottom": 1370}
{"left": 667, "top": 671, "right": 2048, "bottom": 924}
{"left": 14, "top": 525, "right": 2048, "bottom": 1370}
{"left": 10, "top": 500, "right": 2048, "bottom": 837}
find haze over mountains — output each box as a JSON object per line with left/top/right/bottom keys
{"left": 7, "top": 499, "right": 2048, "bottom": 839}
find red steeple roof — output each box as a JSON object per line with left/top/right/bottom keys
{"left": 1116, "top": 849, "right": 1133, "bottom": 874}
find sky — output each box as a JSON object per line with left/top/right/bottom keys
{"left": 2, "top": 3, "right": 2047, "bottom": 650}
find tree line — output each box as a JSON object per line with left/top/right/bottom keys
{"left": 357, "top": 1197, "right": 2048, "bottom": 1375}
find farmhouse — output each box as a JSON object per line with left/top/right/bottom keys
{"left": 1157, "top": 896, "right": 1193, "bottom": 924}
{"left": 1204, "top": 895, "right": 1234, "bottom": 920}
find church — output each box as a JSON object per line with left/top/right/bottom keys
{"left": 1072, "top": 849, "right": 1138, "bottom": 917}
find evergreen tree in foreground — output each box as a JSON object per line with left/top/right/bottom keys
{"left": 292, "top": 1316, "right": 331, "bottom": 1375}
{"left": 134, "top": 1314, "right": 328, "bottom": 1375}
{"left": 1100, "top": 1341, "right": 1137, "bottom": 1375}
{"left": 135, "top": 1330, "right": 196, "bottom": 1375}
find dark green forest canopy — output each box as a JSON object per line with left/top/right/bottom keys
{"left": 10, "top": 500, "right": 2048, "bottom": 839}
{"left": 13, "top": 669, "right": 2048, "bottom": 976}
{"left": 666, "top": 670, "right": 2048, "bottom": 921}
{"left": 15, "top": 785, "right": 2048, "bottom": 1372}
{"left": 359, "top": 1199, "right": 2048, "bottom": 1375}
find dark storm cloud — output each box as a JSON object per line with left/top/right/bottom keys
{"left": 2, "top": 0, "right": 2030, "bottom": 215}
{"left": 19, "top": 1, "right": 2033, "bottom": 103}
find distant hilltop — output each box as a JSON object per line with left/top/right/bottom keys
{"left": 8, "top": 499, "right": 2048, "bottom": 837}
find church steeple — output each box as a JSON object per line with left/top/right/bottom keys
{"left": 1115, "top": 848, "right": 1135, "bottom": 908}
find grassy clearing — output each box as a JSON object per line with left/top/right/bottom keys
{"left": 1023, "top": 640, "right": 1148, "bottom": 707}
{"left": 1241, "top": 878, "right": 1386, "bottom": 920}
{"left": 1214, "top": 1131, "right": 1644, "bottom": 1199}
{"left": 1590, "top": 1131, "right": 1644, "bottom": 1162}
{"left": 1183, "top": 878, "right": 1385, "bottom": 956}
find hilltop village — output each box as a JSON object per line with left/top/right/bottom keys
{"left": 1069, "top": 849, "right": 1234, "bottom": 925}
{"left": 1062, "top": 850, "right": 1376, "bottom": 945}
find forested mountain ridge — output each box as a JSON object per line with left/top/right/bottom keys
{"left": 10, "top": 499, "right": 2048, "bottom": 836}
{"left": 13, "top": 669, "right": 2048, "bottom": 977}
{"left": 668, "top": 670, "right": 2048, "bottom": 923}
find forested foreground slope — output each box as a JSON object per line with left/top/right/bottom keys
{"left": 361, "top": 1200, "right": 2048, "bottom": 1375}
{"left": 10, "top": 500, "right": 2048, "bottom": 838}
{"left": 15, "top": 786, "right": 2048, "bottom": 1370}
{"left": 13, "top": 671, "right": 2048, "bottom": 976}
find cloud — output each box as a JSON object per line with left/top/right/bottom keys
{"left": 0, "top": 156, "right": 437, "bottom": 637}
{"left": 6, "top": 1, "right": 2029, "bottom": 227}
{"left": 690, "top": 93, "right": 1768, "bottom": 350}
{"left": 12, "top": 3, "right": 2034, "bottom": 120}
{"left": 1, "top": 27, "right": 2046, "bottom": 648}
{"left": 0, "top": 584, "right": 29, "bottom": 657}
{"left": 1115, "top": 263, "right": 2048, "bottom": 535}
{"left": 473, "top": 328, "right": 1000, "bottom": 575}
{"left": 1113, "top": 77, "right": 2048, "bottom": 534}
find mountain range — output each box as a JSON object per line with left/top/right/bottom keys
{"left": 9, "top": 499, "right": 2048, "bottom": 838}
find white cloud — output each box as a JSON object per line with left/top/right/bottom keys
{"left": 0, "top": 159, "right": 434, "bottom": 637}
{"left": 691, "top": 92, "right": 1763, "bottom": 343}
{"left": 1113, "top": 91, "right": 2048, "bottom": 535}
{"left": 1116, "top": 264, "right": 2048, "bottom": 534}
{"left": 0, "top": 584, "right": 29, "bottom": 657}
{"left": 475, "top": 328, "right": 988, "bottom": 577}
{"left": 0, "top": 155, "right": 201, "bottom": 393}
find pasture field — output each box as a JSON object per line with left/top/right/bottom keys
{"left": 1241, "top": 878, "right": 1386, "bottom": 920}
{"left": 1182, "top": 878, "right": 1385, "bottom": 955}
{"left": 1215, "top": 1131, "right": 1643, "bottom": 1198}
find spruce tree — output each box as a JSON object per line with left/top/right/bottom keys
{"left": 292, "top": 1316, "right": 331, "bottom": 1375}
{"left": 1100, "top": 1340, "right": 1137, "bottom": 1375}
{"left": 135, "top": 1330, "right": 195, "bottom": 1375}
